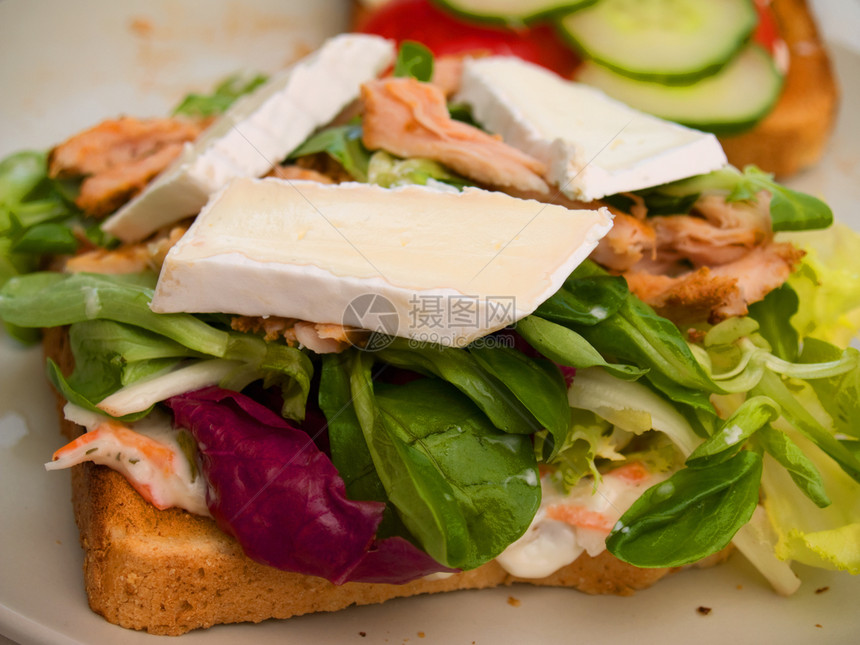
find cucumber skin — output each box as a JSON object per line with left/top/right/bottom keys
{"left": 554, "top": 0, "right": 758, "bottom": 86}
{"left": 431, "top": 0, "right": 597, "bottom": 27}
{"left": 576, "top": 44, "right": 784, "bottom": 136}
{"left": 555, "top": 25, "right": 750, "bottom": 87}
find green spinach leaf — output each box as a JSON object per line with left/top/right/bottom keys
{"left": 469, "top": 344, "right": 570, "bottom": 456}
{"left": 607, "top": 450, "right": 762, "bottom": 567}
{"left": 755, "top": 425, "right": 830, "bottom": 508}
{"left": 516, "top": 315, "right": 645, "bottom": 381}
{"left": 288, "top": 123, "right": 370, "bottom": 181}
{"left": 375, "top": 337, "right": 543, "bottom": 435}
{"left": 319, "top": 352, "right": 410, "bottom": 539}
{"left": 347, "top": 351, "right": 540, "bottom": 569}
{"left": 686, "top": 396, "right": 780, "bottom": 468}
{"left": 747, "top": 283, "right": 800, "bottom": 362}
{"left": 533, "top": 270, "right": 628, "bottom": 327}
{"left": 393, "top": 41, "right": 434, "bottom": 82}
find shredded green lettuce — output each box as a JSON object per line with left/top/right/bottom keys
{"left": 367, "top": 150, "right": 469, "bottom": 189}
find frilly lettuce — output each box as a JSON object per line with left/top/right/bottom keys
{"left": 566, "top": 367, "right": 702, "bottom": 457}
{"left": 761, "top": 429, "right": 860, "bottom": 574}
{"left": 782, "top": 223, "right": 860, "bottom": 349}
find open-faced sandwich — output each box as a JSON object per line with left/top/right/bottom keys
{"left": 0, "top": 25, "right": 858, "bottom": 637}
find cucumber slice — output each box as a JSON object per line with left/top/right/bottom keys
{"left": 558, "top": 0, "right": 758, "bottom": 84}
{"left": 433, "top": 0, "right": 596, "bottom": 25}
{"left": 576, "top": 44, "right": 783, "bottom": 135}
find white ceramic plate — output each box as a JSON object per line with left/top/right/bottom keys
{"left": 1, "top": 1, "right": 858, "bottom": 643}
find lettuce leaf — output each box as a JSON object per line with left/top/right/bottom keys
{"left": 761, "top": 429, "right": 860, "bottom": 574}
{"left": 0, "top": 272, "right": 313, "bottom": 419}
{"left": 367, "top": 150, "right": 469, "bottom": 189}
{"left": 782, "top": 224, "right": 860, "bottom": 348}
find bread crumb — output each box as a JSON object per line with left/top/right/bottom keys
{"left": 736, "top": 584, "right": 743, "bottom": 590}
{"left": 359, "top": 632, "right": 366, "bottom": 638}
{"left": 696, "top": 606, "right": 712, "bottom": 616}
{"left": 418, "top": 632, "right": 425, "bottom": 638}
{"left": 815, "top": 624, "right": 823, "bottom": 628}
{"left": 815, "top": 586, "right": 830, "bottom": 594}
{"left": 507, "top": 595, "right": 521, "bottom": 607}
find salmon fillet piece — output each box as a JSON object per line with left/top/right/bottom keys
{"left": 361, "top": 77, "right": 549, "bottom": 193}
{"left": 49, "top": 117, "right": 207, "bottom": 217}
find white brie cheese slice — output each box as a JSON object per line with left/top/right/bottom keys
{"left": 101, "top": 34, "right": 395, "bottom": 243}
{"left": 455, "top": 56, "right": 727, "bottom": 202}
{"left": 151, "top": 178, "right": 613, "bottom": 347}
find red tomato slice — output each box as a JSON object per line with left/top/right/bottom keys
{"left": 752, "top": 0, "right": 781, "bottom": 55}
{"left": 356, "top": 0, "right": 580, "bottom": 77}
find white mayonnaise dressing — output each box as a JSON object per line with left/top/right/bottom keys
{"left": 496, "top": 464, "right": 670, "bottom": 579}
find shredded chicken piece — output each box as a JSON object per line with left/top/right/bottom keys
{"left": 625, "top": 243, "right": 804, "bottom": 323}
{"left": 232, "top": 316, "right": 299, "bottom": 345}
{"left": 361, "top": 77, "right": 549, "bottom": 193}
{"left": 312, "top": 323, "right": 352, "bottom": 343}
{"left": 293, "top": 322, "right": 350, "bottom": 354}
{"left": 625, "top": 268, "right": 740, "bottom": 325}
{"left": 591, "top": 211, "right": 656, "bottom": 272}
{"left": 64, "top": 225, "right": 187, "bottom": 275}
{"left": 63, "top": 243, "right": 153, "bottom": 275}
{"left": 588, "top": 188, "right": 802, "bottom": 324}
{"left": 695, "top": 192, "right": 772, "bottom": 232}
{"left": 623, "top": 193, "right": 649, "bottom": 221}
{"left": 230, "top": 317, "right": 352, "bottom": 354}
{"left": 267, "top": 165, "right": 335, "bottom": 184}
{"left": 707, "top": 242, "right": 805, "bottom": 318}
{"left": 649, "top": 214, "right": 761, "bottom": 267}
{"left": 49, "top": 116, "right": 207, "bottom": 217}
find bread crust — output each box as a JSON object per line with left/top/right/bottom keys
{"left": 43, "top": 325, "right": 723, "bottom": 635}
{"left": 717, "top": 0, "right": 838, "bottom": 177}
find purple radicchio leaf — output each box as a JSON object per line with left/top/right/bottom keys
{"left": 345, "top": 536, "right": 457, "bottom": 584}
{"left": 167, "top": 386, "right": 453, "bottom": 584}
{"left": 168, "top": 386, "right": 382, "bottom": 584}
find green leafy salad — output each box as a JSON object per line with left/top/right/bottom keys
{"left": 0, "top": 41, "right": 858, "bottom": 593}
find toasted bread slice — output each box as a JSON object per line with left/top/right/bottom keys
{"left": 43, "top": 325, "right": 723, "bottom": 635}
{"left": 718, "top": 0, "right": 839, "bottom": 177}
